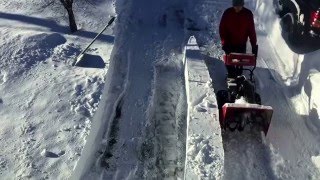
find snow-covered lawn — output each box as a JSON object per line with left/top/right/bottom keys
{"left": 0, "top": 0, "right": 115, "bottom": 178}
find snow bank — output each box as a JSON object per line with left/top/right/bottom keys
{"left": 307, "top": 72, "right": 320, "bottom": 113}
{"left": 0, "top": 30, "right": 108, "bottom": 179}
{"left": 184, "top": 36, "right": 223, "bottom": 179}
{"left": 292, "top": 50, "right": 320, "bottom": 116}
{"left": 254, "top": 0, "right": 297, "bottom": 78}
{"left": 71, "top": 18, "right": 128, "bottom": 180}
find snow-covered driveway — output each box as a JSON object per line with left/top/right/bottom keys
{"left": 74, "top": 0, "right": 320, "bottom": 179}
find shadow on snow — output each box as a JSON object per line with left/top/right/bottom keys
{"left": 75, "top": 54, "right": 106, "bottom": 68}
{"left": 0, "top": 12, "right": 115, "bottom": 43}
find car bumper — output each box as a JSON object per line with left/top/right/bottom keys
{"left": 311, "top": 19, "right": 320, "bottom": 28}
{"left": 309, "top": 30, "right": 320, "bottom": 37}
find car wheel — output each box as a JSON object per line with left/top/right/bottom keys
{"left": 281, "top": 13, "right": 300, "bottom": 44}
{"left": 254, "top": 93, "right": 261, "bottom": 105}
{"left": 276, "top": 1, "right": 289, "bottom": 17}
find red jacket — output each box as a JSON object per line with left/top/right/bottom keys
{"left": 219, "top": 7, "right": 257, "bottom": 47}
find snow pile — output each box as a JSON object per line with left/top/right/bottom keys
{"left": 254, "top": 0, "right": 296, "bottom": 79}
{"left": 291, "top": 51, "right": 320, "bottom": 115}
{"left": 0, "top": 32, "right": 65, "bottom": 77}
{"left": 235, "top": 96, "right": 249, "bottom": 104}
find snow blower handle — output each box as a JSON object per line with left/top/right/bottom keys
{"left": 252, "top": 44, "right": 258, "bottom": 58}
{"left": 223, "top": 53, "right": 256, "bottom": 66}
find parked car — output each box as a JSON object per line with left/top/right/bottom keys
{"left": 274, "top": 0, "right": 320, "bottom": 43}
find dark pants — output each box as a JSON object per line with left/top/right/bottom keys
{"left": 223, "top": 45, "right": 247, "bottom": 78}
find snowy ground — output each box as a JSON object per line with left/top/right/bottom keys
{"left": 1, "top": 0, "right": 320, "bottom": 179}
{"left": 0, "top": 0, "right": 115, "bottom": 179}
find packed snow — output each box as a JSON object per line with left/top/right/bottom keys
{"left": 1, "top": 0, "right": 320, "bottom": 179}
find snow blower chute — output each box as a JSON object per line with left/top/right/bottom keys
{"left": 216, "top": 52, "right": 273, "bottom": 135}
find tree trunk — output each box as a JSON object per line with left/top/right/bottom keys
{"left": 66, "top": 8, "right": 77, "bottom": 32}
{"left": 60, "top": 0, "right": 77, "bottom": 33}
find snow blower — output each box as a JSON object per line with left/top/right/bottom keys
{"left": 216, "top": 52, "right": 273, "bottom": 135}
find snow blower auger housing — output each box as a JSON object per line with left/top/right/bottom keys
{"left": 217, "top": 53, "right": 273, "bottom": 135}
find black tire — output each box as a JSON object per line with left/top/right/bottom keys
{"left": 216, "top": 90, "right": 229, "bottom": 109}
{"left": 255, "top": 93, "right": 261, "bottom": 105}
{"left": 281, "top": 13, "right": 300, "bottom": 45}
{"left": 242, "top": 80, "right": 255, "bottom": 103}
{"left": 275, "top": 0, "right": 289, "bottom": 17}
{"left": 288, "top": 25, "right": 300, "bottom": 45}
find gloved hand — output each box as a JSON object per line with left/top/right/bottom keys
{"left": 252, "top": 44, "right": 258, "bottom": 58}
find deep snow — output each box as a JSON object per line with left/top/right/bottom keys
{"left": 0, "top": 0, "right": 115, "bottom": 179}
{"left": 1, "top": 0, "right": 320, "bottom": 179}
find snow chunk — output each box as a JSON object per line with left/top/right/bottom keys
{"left": 41, "top": 149, "right": 65, "bottom": 158}
{"left": 187, "top": 134, "right": 222, "bottom": 179}
{"left": 312, "top": 156, "right": 320, "bottom": 172}
{"left": 235, "top": 96, "right": 248, "bottom": 104}
{"left": 0, "top": 71, "right": 7, "bottom": 85}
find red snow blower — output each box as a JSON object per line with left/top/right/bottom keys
{"left": 216, "top": 53, "right": 273, "bottom": 135}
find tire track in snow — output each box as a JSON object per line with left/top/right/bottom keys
{"left": 73, "top": 0, "right": 190, "bottom": 178}
{"left": 222, "top": 130, "right": 277, "bottom": 180}
{"left": 100, "top": 98, "right": 123, "bottom": 169}
{"left": 97, "top": 31, "right": 186, "bottom": 179}
{"left": 142, "top": 58, "right": 187, "bottom": 179}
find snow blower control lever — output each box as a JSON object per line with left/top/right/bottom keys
{"left": 223, "top": 53, "right": 256, "bottom": 81}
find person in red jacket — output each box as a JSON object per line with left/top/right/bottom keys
{"left": 219, "top": 0, "right": 258, "bottom": 78}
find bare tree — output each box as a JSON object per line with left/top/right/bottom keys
{"left": 59, "top": 0, "right": 77, "bottom": 33}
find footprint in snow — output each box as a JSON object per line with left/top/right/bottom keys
{"left": 204, "top": 100, "right": 216, "bottom": 108}
{"left": 74, "top": 84, "right": 83, "bottom": 96}
{"left": 196, "top": 105, "right": 207, "bottom": 112}
{"left": 41, "top": 149, "right": 65, "bottom": 158}
{"left": 0, "top": 72, "right": 7, "bottom": 85}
